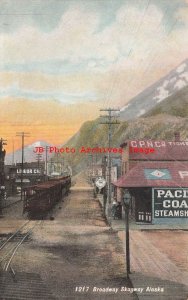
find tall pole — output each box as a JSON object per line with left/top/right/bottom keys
{"left": 95, "top": 144, "right": 98, "bottom": 165}
{"left": 45, "top": 146, "right": 48, "bottom": 180}
{"left": 123, "top": 192, "right": 131, "bottom": 278}
{"left": 108, "top": 111, "right": 112, "bottom": 218}
{"left": 0, "top": 138, "right": 7, "bottom": 214}
{"left": 21, "top": 133, "right": 24, "bottom": 202}
{"left": 16, "top": 132, "right": 30, "bottom": 201}
{"left": 100, "top": 108, "right": 120, "bottom": 223}
{"left": 36, "top": 153, "right": 42, "bottom": 168}
{"left": 88, "top": 154, "right": 92, "bottom": 182}
{"left": 125, "top": 206, "right": 130, "bottom": 276}
{"left": 12, "top": 139, "right": 15, "bottom": 165}
{"left": 92, "top": 153, "right": 94, "bottom": 179}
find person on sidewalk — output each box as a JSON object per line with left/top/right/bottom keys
{"left": 112, "top": 199, "right": 118, "bottom": 219}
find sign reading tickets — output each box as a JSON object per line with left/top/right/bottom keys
{"left": 152, "top": 188, "right": 188, "bottom": 218}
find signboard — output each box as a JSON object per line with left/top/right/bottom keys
{"left": 95, "top": 177, "right": 106, "bottom": 189}
{"left": 144, "top": 169, "right": 171, "bottom": 180}
{"left": 152, "top": 188, "right": 188, "bottom": 218}
{"left": 16, "top": 168, "right": 41, "bottom": 175}
{"left": 130, "top": 140, "right": 188, "bottom": 148}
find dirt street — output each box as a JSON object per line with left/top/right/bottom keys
{"left": 118, "top": 229, "right": 188, "bottom": 287}
{"left": 3, "top": 176, "right": 136, "bottom": 300}
{"left": 1, "top": 174, "right": 188, "bottom": 299}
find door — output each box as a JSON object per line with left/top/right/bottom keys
{"left": 135, "top": 188, "right": 152, "bottom": 223}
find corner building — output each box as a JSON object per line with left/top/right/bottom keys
{"left": 113, "top": 134, "right": 188, "bottom": 225}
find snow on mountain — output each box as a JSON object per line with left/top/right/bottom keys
{"left": 120, "top": 103, "right": 130, "bottom": 112}
{"left": 176, "top": 63, "right": 186, "bottom": 73}
{"left": 5, "top": 141, "right": 51, "bottom": 165}
{"left": 120, "top": 59, "right": 188, "bottom": 120}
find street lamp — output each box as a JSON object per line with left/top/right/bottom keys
{"left": 122, "top": 190, "right": 131, "bottom": 277}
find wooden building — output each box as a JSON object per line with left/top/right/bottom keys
{"left": 5, "top": 162, "right": 45, "bottom": 194}
{"left": 113, "top": 134, "right": 188, "bottom": 225}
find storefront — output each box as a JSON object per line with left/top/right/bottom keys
{"left": 113, "top": 161, "right": 188, "bottom": 225}
{"left": 5, "top": 162, "right": 45, "bottom": 194}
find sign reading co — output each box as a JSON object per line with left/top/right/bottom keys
{"left": 16, "top": 168, "right": 41, "bottom": 174}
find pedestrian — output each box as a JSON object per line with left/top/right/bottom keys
{"left": 112, "top": 198, "right": 118, "bottom": 219}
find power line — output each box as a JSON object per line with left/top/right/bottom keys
{"left": 16, "top": 132, "right": 30, "bottom": 202}
{"left": 99, "top": 108, "right": 120, "bottom": 224}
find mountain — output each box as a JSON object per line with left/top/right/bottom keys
{"left": 64, "top": 76, "right": 188, "bottom": 173}
{"left": 6, "top": 59, "right": 188, "bottom": 171}
{"left": 5, "top": 141, "right": 50, "bottom": 165}
{"left": 144, "top": 85, "right": 188, "bottom": 118}
{"left": 120, "top": 59, "right": 188, "bottom": 120}
{"left": 64, "top": 114, "right": 188, "bottom": 174}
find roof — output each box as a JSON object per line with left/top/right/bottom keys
{"left": 24, "top": 176, "right": 70, "bottom": 190}
{"left": 113, "top": 161, "right": 188, "bottom": 188}
{"left": 123, "top": 140, "right": 188, "bottom": 161}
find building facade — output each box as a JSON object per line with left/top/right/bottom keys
{"left": 114, "top": 134, "right": 188, "bottom": 225}
{"left": 5, "top": 162, "right": 45, "bottom": 194}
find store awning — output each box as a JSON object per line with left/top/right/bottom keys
{"left": 113, "top": 161, "right": 188, "bottom": 188}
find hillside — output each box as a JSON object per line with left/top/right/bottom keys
{"left": 144, "top": 86, "right": 188, "bottom": 118}
{"left": 120, "top": 59, "right": 188, "bottom": 120}
{"left": 64, "top": 114, "right": 188, "bottom": 173}
{"left": 64, "top": 119, "right": 129, "bottom": 173}
{"left": 55, "top": 73, "right": 188, "bottom": 174}
{"left": 8, "top": 60, "right": 188, "bottom": 169}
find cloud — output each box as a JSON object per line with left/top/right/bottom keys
{"left": 0, "top": 4, "right": 187, "bottom": 69}
{"left": 0, "top": 1, "right": 188, "bottom": 151}
{"left": 0, "top": 5, "right": 165, "bottom": 64}
{"left": 0, "top": 81, "right": 97, "bottom": 103}
{"left": 0, "top": 3, "right": 187, "bottom": 106}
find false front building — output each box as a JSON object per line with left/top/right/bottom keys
{"left": 113, "top": 135, "right": 188, "bottom": 225}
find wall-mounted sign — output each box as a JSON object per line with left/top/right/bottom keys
{"left": 16, "top": 168, "right": 41, "bottom": 175}
{"left": 130, "top": 140, "right": 188, "bottom": 148}
{"left": 145, "top": 169, "right": 171, "bottom": 180}
{"left": 152, "top": 188, "right": 188, "bottom": 218}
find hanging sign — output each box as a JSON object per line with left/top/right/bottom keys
{"left": 95, "top": 177, "right": 106, "bottom": 189}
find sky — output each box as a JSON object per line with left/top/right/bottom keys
{"left": 0, "top": 0, "right": 188, "bottom": 153}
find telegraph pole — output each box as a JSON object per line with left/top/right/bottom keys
{"left": 88, "top": 153, "right": 94, "bottom": 183}
{"left": 0, "top": 138, "right": 7, "bottom": 214}
{"left": 45, "top": 146, "right": 49, "bottom": 180}
{"left": 100, "top": 108, "right": 120, "bottom": 223}
{"left": 16, "top": 132, "right": 30, "bottom": 201}
{"left": 12, "top": 139, "right": 15, "bottom": 165}
{"left": 36, "top": 153, "right": 42, "bottom": 168}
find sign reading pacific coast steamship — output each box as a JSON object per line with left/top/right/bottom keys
{"left": 153, "top": 188, "right": 188, "bottom": 218}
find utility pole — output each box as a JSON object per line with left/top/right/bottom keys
{"left": 0, "top": 138, "right": 7, "bottom": 214}
{"left": 12, "top": 139, "right": 15, "bottom": 165}
{"left": 100, "top": 108, "right": 120, "bottom": 223}
{"left": 95, "top": 144, "right": 98, "bottom": 165}
{"left": 45, "top": 146, "right": 49, "bottom": 180}
{"left": 36, "top": 153, "right": 42, "bottom": 168}
{"left": 87, "top": 154, "right": 91, "bottom": 182}
{"left": 16, "top": 132, "right": 30, "bottom": 202}
{"left": 88, "top": 153, "right": 94, "bottom": 183}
